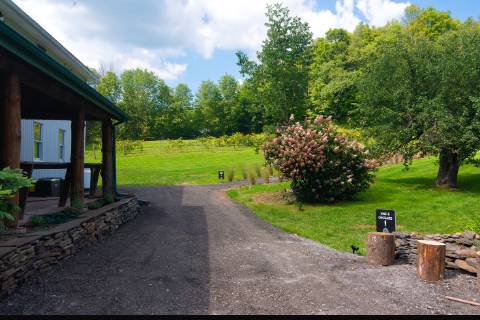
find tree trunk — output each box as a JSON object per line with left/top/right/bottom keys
{"left": 417, "top": 240, "right": 446, "bottom": 282}
{"left": 367, "top": 232, "right": 395, "bottom": 266}
{"left": 435, "top": 149, "right": 459, "bottom": 188}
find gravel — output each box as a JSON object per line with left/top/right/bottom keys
{"left": 1, "top": 184, "right": 479, "bottom": 315}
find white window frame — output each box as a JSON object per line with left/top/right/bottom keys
{"left": 33, "top": 121, "right": 43, "bottom": 161}
{"left": 58, "top": 129, "right": 66, "bottom": 161}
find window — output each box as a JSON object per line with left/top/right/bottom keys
{"left": 33, "top": 122, "right": 43, "bottom": 160}
{"left": 58, "top": 129, "right": 65, "bottom": 161}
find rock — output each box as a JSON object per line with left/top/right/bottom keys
{"left": 455, "top": 249, "right": 479, "bottom": 258}
{"left": 446, "top": 261, "right": 459, "bottom": 269}
{"left": 455, "top": 259, "right": 477, "bottom": 274}
{"left": 463, "top": 231, "right": 476, "bottom": 240}
{"left": 466, "top": 258, "right": 480, "bottom": 270}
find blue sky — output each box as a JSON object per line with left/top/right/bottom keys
{"left": 12, "top": 0, "right": 480, "bottom": 93}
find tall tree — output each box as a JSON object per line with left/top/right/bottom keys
{"left": 194, "top": 80, "right": 224, "bottom": 136}
{"left": 357, "top": 18, "right": 480, "bottom": 188}
{"left": 237, "top": 3, "right": 313, "bottom": 125}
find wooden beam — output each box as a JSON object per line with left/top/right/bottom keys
{"left": 0, "top": 47, "right": 111, "bottom": 121}
{"left": 70, "top": 107, "right": 85, "bottom": 206}
{"left": 102, "top": 119, "right": 114, "bottom": 199}
{"left": 0, "top": 72, "right": 22, "bottom": 227}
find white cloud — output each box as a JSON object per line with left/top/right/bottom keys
{"left": 12, "top": 0, "right": 409, "bottom": 80}
{"left": 357, "top": 0, "right": 410, "bottom": 26}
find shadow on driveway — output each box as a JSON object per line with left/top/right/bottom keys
{"left": 0, "top": 186, "right": 210, "bottom": 315}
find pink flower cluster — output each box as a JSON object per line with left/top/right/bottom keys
{"left": 263, "top": 115, "right": 379, "bottom": 203}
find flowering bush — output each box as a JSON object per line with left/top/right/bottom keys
{"left": 263, "top": 116, "right": 378, "bottom": 203}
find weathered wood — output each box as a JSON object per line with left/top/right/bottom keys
{"left": 102, "top": 120, "right": 114, "bottom": 199}
{"left": 446, "top": 296, "right": 480, "bottom": 307}
{"left": 70, "top": 108, "right": 85, "bottom": 206}
{"left": 417, "top": 240, "right": 446, "bottom": 282}
{"left": 0, "top": 48, "right": 110, "bottom": 121}
{"left": 0, "top": 73, "right": 22, "bottom": 227}
{"left": 367, "top": 232, "right": 395, "bottom": 266}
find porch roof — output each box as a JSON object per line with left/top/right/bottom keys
{"left": 0, "top": 21, "right": 128, "bottom": 122}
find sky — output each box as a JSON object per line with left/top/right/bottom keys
{"left": 11, "top": 0, "right": 480, "bottom": 92}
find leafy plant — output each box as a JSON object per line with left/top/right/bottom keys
{"left": 103, "top": 192, "right": 115, "bottom": 205}
{"left": 263, "top": 116, "right": 378, "bottom": 203}
{"left": 0, "top": 167, "right": 35, "bottom": 229}
{"left": 29, "top": 215, "right": 46, "bottom": 227}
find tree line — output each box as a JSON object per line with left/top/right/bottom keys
{"left": 90, "top": 3, "right": 480, "bottom": 188}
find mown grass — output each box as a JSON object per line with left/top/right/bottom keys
{"left": 227, "top": 157, "right": 480, "bottom": 255}
{"left": 85, "top": 140, "right": 264, "bottom": 186}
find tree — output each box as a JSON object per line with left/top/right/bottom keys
{"left": 309, "top": 29, "right": 356, "bottom": 122}
{"left": 119, "top": 69, "right": 171, "bottom": 140}
{"left": 194, "top": 80, "right": 224, "bottom": 136}
{"left": 357, "top": 20, "right": 480, "bottom": 188}
{"left": 237, "top": 4, "right": 313, "bottom": 125}
{"left": 405, "top": 5, "right": 460, "bottom": 39}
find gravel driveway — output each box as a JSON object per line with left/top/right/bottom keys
{"left": 1, "top": 184, "right": 479, "bottom": 315}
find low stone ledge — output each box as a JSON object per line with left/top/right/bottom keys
{"left": 394, "top": 231, "right": 480, "bottom": 275}
{"left": 0, "top": 197, "right": 141, "bottom": 298}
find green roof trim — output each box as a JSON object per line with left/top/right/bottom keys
{"left": 0, "top": 21, "right": 128, "bottom": 122}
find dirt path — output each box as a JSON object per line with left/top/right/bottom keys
{"left": 1, "top": 184, "right": 479, "bottom": 315}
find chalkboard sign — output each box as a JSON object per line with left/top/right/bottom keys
{"left": 376, "top": 209, "right": 396, "bottom": 233}
{"left": 218, "top": 170, "right": 225, "bottom": 180}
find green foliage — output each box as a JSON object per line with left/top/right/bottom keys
{"left": 262, "top": 168, "right": 270, "bottom": 184}
{"left": 0, "top": 168, "right": 35, "bottom": 228}
{"left": 228, "top": 157, "right": 480, "bottom": 255}
{"left": 248, "top": 170, "right": 257, "bottom": 185}
{"left": 263, "top": 116, "right": 378, "bottom": 203}
{"left": 466, "top": 219, "right": 480, "bottom": 235}
{"left": 237, "top": 3, "right": 313, "bottom": 125}
{"left": 356, "top": 19, "right": 480, "bottom": 186}
{"left": 253, "top": 163, "right": 262, "bottom": 178}
{"left": 118, "top": 139, "right": 144, "bottom": 155}
{"left": 227, "top": 168, "right": 235, "bottom": 182}
{"left": 29, "top": 215, "right": 47, "bottom": 227}
{"left": 241, "top": 165, "right": 248, "bottom": 180}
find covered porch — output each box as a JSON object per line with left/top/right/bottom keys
{"left": 0, "top": 21, "right": 128, "bottom": 227}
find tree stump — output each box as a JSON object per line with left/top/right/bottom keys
{"left": 367, "top": 232, "right": 395, "bottom": 266}
{"left": 417, "top": 240, "right": 446, "bottom": 282}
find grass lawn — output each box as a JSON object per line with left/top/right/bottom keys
{"left": 227, "top": 157, "right": 480, "bottom": 255}
{"left": 86, "top": 140, "right": 264, "bottom": 186}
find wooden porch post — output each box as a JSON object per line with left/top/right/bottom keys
{"left": 0, "top": 73, "right": 22, "bottom": 226}
{"left": 102, "top": 119, "right": 114, "bottom": 199}
{"left": 70, "top": 107, "right": 85, "bottom": 206}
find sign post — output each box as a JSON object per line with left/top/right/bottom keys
{"left": 218, "top": 170, "right": 225, "bottom": 180}
{"left": 376, "top": 209, "right": 396, "bottom": 233}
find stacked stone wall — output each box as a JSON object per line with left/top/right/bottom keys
{"left": 0, "top": 197, "right": 140, "bottom": 297}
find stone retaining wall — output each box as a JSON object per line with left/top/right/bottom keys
{"left": 394, "top": 231, "right": 480, "bottom": 274}
{"left": 0, "top": 197, "right": 141, "bottom": 297}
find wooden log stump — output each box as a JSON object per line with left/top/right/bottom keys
{"left": 417, "top": 240, "right": 446, "bottom": 282}
{"left": 367, "top": 232, "right": 395, "bottom": 266}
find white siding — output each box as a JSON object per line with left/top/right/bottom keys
{"left": 20, "top": 120, "right": 90, "bottom": 188}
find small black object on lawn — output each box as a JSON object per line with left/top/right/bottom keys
{"left": 376, "top": 209, "right": 396, "bottom": 233}
{"left": 218, "top": 170, "right": 225, "bottom": 180}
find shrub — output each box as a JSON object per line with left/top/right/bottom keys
{"left": 0, "top": 167, "right": 35, "bottom": 229}
{"left": 227, "top": 168, "right": 235, "bottom": 182}
{"left": 263, "top": 115, "right": 379, "bottom": 203}
{"left": 29, "top": 215, "right": 46, "bottom": 227}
